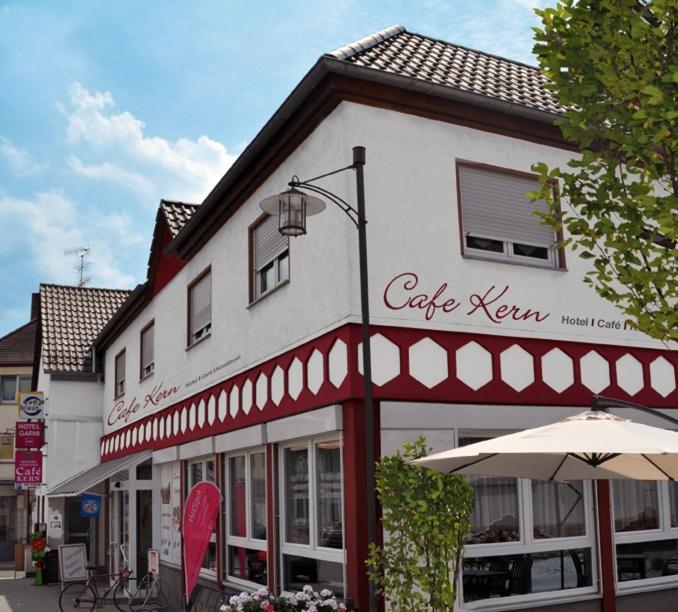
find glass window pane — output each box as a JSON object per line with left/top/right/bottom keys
{"left": 278, "top": 251, "right": 289, "bottom": 282}
{"left": 466, "top": 235, "right": 504, "bottom": 253}
{"left": 532, "top": 481, "right": 585, "bottom": 539}
{"left": 670, "top": 483, "right": 678, "bottom": 527}
{"left": 18, "top": 376, "right": 31, "bottom": 393}
{"left": 612, "top": 480, "right": 659, "bottom": 532}
{"left": 190, "top": 462, "right": 203, "bottom": 487}
{"left": 228, "top": 546, "right": 267, "bottom": 585}
{"left": 463, "top": 549, "right": 592, "bottom": 602}
{"left": 283, "top": 555, "right": 344, "bottom": 598}
{"left": 259, "top": 262, "right": 275, "bottom": 296}
{"left": 616, "top": 539, "right": 678, "bottom": 582}
{"left": 250, "top": 452, "right": 267, "bottom": 540}
{"left": 466, "top": 476, "right": 520, "bottom": 543}
{"left": 316, "top": 440, "right": 342, "bottom": 549}
{"left": 285, "top": 445, "right": 309, "bottom": 545}
{"left": 229, "top": 455, "right": 246, "bottom": 538}
{"left": 1, "top": 377, "right": 17, "bottom": 403}
{"left": 206, "top": 460, "right": 215, "bottom": 483}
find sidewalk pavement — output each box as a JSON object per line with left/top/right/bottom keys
{"left": 0, "top": 577, "right": 61, "bottom": 612}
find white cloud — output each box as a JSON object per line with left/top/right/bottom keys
{"left": 61, "top": 82, "right": 237, "bottom": 203}
{"left": 0, "top": 136, "right": 45, "bottom": 176}
{"left": 68, "top": 155, "right": 152, "bottom": 196}
{"left": 0, "top": 190, "right": 138, "bottom": 288}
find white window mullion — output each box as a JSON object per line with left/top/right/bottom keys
{"left": 520, "top": 478, "right": 532, "bottom": 546}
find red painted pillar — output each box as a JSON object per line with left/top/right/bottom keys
{"left": 343, "top": 399, "right": 381, "bottom": 610}
{"left": 596, "top": 480, "right": 616, "bottom": 612}
{"left": 266, "top": 443, "right": 278, "bottom": 594}
{"left": 343, "top": 399, "right": 370, "bottom": 609}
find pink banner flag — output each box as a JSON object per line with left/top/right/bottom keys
{"left": 182, "top": 481, "right": 221, "bottom": 602}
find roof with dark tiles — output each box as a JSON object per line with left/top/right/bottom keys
{"left": 40, "top": 284, "right": 131, "bottom": 373}
{"left": 160, "top": 200, "right": 200, "bottom": 238}
{"left": 328, "top": 25, "right": 563, "bottom": 116}
{"left": 0, "top": 319, "right": 36, "bottom": 366}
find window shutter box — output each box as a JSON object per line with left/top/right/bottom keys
{"left": 190, "top": 272, "right": 212, "bottom": 337}
{"left": 254, "top": 215, "right": 288, "bottom": 271}
{"left": 459, "top": 165, "right": 554, "bottom": 248}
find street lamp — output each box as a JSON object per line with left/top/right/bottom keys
{"left": 260, "top": 146, "right": 378, "bottom": 611}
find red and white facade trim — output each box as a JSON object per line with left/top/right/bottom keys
{"left": 101, "top": 323, "right": 677, "bottom": 462}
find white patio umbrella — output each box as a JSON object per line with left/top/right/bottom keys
{"left": 412, "top": 409, "right": 678, "bottom": 481}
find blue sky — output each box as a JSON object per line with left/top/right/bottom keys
{"left": 0, "top": 0, "right": 547, "bottom": 336}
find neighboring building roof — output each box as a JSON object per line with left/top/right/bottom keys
{"left": 0, "top": 319, "right": 36, "bottom": 366}
{"left": 328, "top": 25, "right": 562, "bottom": 116}
{"left": 160, "top": 200, "right": 200, "bottom": 238}
{"left": 40, "top": 284, "right": 131, "bottom": 373}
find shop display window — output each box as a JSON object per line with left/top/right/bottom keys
{"left": 280, "top": 436, "right": 344, "bottom": 597}
{"left": 222, "top": 449, "right": 268, "bottom": 587}
{"left": 613, "top": 481, "right": 678, "bottom": 586}
{"left": 460, "top": 435, "right": 595, "bottom": 604}
{"left": 185, "top": 457, "right": 217, "bottom": 573}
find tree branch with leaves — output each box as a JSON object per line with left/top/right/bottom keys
{"left": 530, "top": 0, "right": 677, "bottom": 341}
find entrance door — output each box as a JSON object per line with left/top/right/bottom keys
{"left": 66, "top": 497, "right": 98, "bottom": 566}
{"left": 0, "top": 496, "right": 16, "bottom": 565}
{"left": 136, "top": 491, "right": 152, "bottom": 577}
{"left": 110, "top": 490, "right": 129, "bottom": 573}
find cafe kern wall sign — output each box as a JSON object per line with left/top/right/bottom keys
{"left": 15, "top": 450, "right": 42, "bottom": 489}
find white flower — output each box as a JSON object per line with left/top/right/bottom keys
{"left": 320, "top": 589, "right": 333, "bottom": 598}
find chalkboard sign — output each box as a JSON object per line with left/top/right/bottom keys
{"left": 44, "top": 550, "right": 59, "bottom": 584}
{"left": 58, "top": 543, "right": 88, "bottom": 582}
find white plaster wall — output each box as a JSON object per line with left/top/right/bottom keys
{"left": 103, "top": 101, "right": 667, "bottom": 435}
{"left": 44, "top": 378, "right": 103, "bottom": 487}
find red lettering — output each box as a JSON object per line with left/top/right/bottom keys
{"left": 383, "top": 272, "right": 419, "bottom": 310}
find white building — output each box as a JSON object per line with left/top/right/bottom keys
{"left": 34, "top": 283, "right": 130, "bottom": 565}
{"left": 48, "top": 26, "right": 677, "bottom": 611}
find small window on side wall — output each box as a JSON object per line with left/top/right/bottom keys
{"left": 457, "top": 162, "right": 561, "bottom": 269}
{"left": 140, "top": 321, "right": 154, "bottom": 380}
{"left": 251, "top": 214, "right": 289, "bottom": 302}
{"left": 114, "top": 349, "right": 126, "bottom": 398}
{"left": 188, "top": 268, "right": 212, "bottom": 347}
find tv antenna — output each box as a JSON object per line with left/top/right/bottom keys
{"left": 64, "top": 246, "right": 91, "bottom": 287}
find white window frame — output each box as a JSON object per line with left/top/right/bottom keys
{"left": 114, "top": 350, "right": 126, "bottom": 399}
{"left": 0, "top": 374, "right": 31, "bottom": 404}
{"left": 140, "top": 321, "right": 154, "bottom": 381}
{"left": 185, "top": 456, "right": 217, "bottom": 578}
{"left": 464, "top": 235, "right": 558, "bottom": 269}
{"left": 460, "top": 430, "right": 598, "bottom": 609}
{"left": 279, "top": 434, "right": 345, "bottom": 595}
{"left": 252, "top": 214, "right": 289, "bottom": 302}
{"left": 223, "top": 447, "right": 268, "bottom": 589}
{"left": 613, "top": 480, "right": 678, "bottom": 592}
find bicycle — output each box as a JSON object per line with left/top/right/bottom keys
{"left": 125, "top": 571, "right": 168, "bottom": 611}
{"left": 58, "top": 552, "right": 135, "bottom": 611}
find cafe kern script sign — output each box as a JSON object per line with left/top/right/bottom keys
{"left": 383, "top": 272, "right": 550, "bottom": 324}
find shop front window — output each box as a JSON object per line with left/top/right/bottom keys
{"left": 613, "top": 481, "right": 678, "bottom": 585}
{"left": 185, "top": 457, "right": 217, "bottom": 573}
{"left": 281, "top": 437, "right": 344, "bottom": 597}
{"left": 223, "top": 449, "right": 267, "bottom": 587}
{"left": 460, "top": 435, "right": 595, "bottom": 604}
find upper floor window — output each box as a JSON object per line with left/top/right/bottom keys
{"left": 251, "top": 214, "right": 289, "bottom": 301}
{"left": 114, "top": 350, "right": 126, "bottom": 398}
{"left": 0, "top": 375, "right": 31, "bottom": 404}
{"left": 457, "top": 161, "right": 561, "bottom": 269}
{"left": 188, "top": 268, "right": 212, "bottom": 346}
{"left": 140, "top": 321, "right": 154, "bottom": 380}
